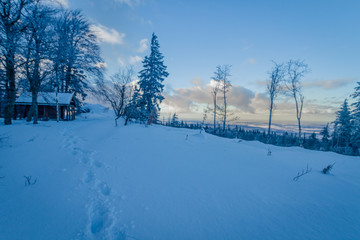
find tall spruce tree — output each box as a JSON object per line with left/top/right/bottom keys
{"left": 333, "top": 99, "right": 352, "bottom": 148}
{"left": 350, "top": 82, "right": 360, "bottom": 153}
{"left": 138, "top": 33, "right": 169, "bottom": 124}
{"left": 351, "top": 82, "right": 360, "bottom": 119}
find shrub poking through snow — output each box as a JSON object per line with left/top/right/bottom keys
{"left": 322, "top": 163, "right": 335, "bottom": 174}
{"left": 267, "top": 148, "right": 272, "bottom": 156}
{"left": 293, "top": 164, "right": 312, "bottom": 181}
{"left": 24, "top": 176, "right": 37, "bottom": 186}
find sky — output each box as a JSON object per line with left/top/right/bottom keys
{"left": 58, "top": 0, "right": 359, "bottom": 125}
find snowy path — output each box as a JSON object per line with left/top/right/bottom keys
{"left": 60, "top": 124, "right": 126, "bottom": 240}
{"left": 1, "top": 115, "right": 360, "bottom": 240}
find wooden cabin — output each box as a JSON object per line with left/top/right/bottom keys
{"left": 15, "top": 92, "right": 76, "bottom": 121}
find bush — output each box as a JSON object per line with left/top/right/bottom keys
{"left": 322, "top": 163, "right": 335, "bottom": 174}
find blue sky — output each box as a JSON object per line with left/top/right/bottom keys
{"left": 60, "top": 0, "right": 360, "bottom": 124}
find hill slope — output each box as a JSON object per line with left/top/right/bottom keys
{"left": 1, "top": 111, "right": 359, "bottom": 240}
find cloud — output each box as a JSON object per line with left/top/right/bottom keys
{"left": 258, "top": 78, "right": 355, "bottom": 91}
{"left": 191, "top": 77, "right": 203, "bottom": 88}
{"left": 114, "top": 0, "right": 141, "bottom": 7}
{"left": 95, "top": 62, "right": 107, "bottom": 69}
{"left": 303, "top": 78, "right": 355, "bottom": 90}
{"left": 129, "top": 56, "right": 143, "bottom": 65}
{"left": 302, "top": 104, "right": 338, "bottom": 115}
{"left": 163, "top": 78, "right": 257, "bottom": 114}
{"left": 162, "top": 77, "right": 210, "bottom": 113}
{"left": 118, "top": 55, "right": 143, "bottom": 66}
{"left": 228, "top": 86, "right": 256, "bottom": 113}
{"left": 90, "top": 24, "right": 125, "bottom": 45}
{"left": 256, "top": 80, "right": 267, "bottom": 87}
{"left": 137, "top": 39, "right": 149, "bottom": 52}
{"left": 162, "top": 78, "right": 342, "bottom": 124}
{"left": 117, "top": 56, "right": 126, "bottom": 67}
{"left": 56, "top": 0, "right": 69, "bottom": 7}
{"left": 44, "top": 0, "right": 69, "bottom": 8}
{"left": 247, "top": 58, "right": 257, "bottom": 65}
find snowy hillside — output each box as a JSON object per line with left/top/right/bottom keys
{"left": 0, "top": 107, "right": 359, "bottom": 240}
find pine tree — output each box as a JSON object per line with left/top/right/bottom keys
{"left": 320, "top": 123, "right": 330, "bottom": 150}
{"left": 351, "top": 82, "right": 360, "bottom": 119}
{"left": 138, "top": 33, "right": 169, "bottom": 125}
{"left": 171, "top": 113, "right": 179, "bottom": 127}
{"left": 333, "top": 99, "right": 352, "bottom": 148}
{"left": 124, "top": 86, "right": 146, "bottom": 125}
{"left": 306, "top": 132, "right": 319, "bottom": 150}
{"left": 350, "top": 82, "right": 360, "bottom": 154}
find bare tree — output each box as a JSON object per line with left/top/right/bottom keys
{"left": 267, "top": 61, "right": 285, "bottom": 136}
{"left": 286, "top": 59, "right": 309, "bottom": 145}
{"left": 210, "top": 77, "right": 220, "bottom": 131}
{"left": 213, "top": 65, "right": 231, "bottom": 132}
{"left": 23, "top": 1, "right": 55, "bottom": 124}
{"left": 0, "top": 0, "right": 31, "bottom": 124}
{"left": 93, "top": 67, "right": 134, "bottom": 126}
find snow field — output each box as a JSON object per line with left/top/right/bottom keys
{"left": 0, "top": 109, "right": 359, "bottom": 240}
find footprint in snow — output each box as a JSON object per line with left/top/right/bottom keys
{"left": 98, "top": 181, "right": 111, "bottom": 196}
{"left": 81, "top": 155, "right": 90, "bottom": 164}
{"left": 93, "top": 160, "right": 103, "bottom": 168}
{"left": 89, "top": 202, "right": 111, "bottom": 235}
{"left": 83, "top": 171, "right": 94, "bottom": 184}
{"left": 72, "top": 147, "right": 82, "bottom": 155}
{"left": 81, "top": 150, "right": 94, "bottom": 164}
{"left": 111, "top": 229, "right": 127, "bottom": 240}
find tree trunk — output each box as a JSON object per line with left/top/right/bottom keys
{"left": 294, "top": 93, "right": 303, "bottom": 146}
{"left": 26, "top": 92, "right": 38, "bottom": 124}
{"left": 297, "top": 117, "right": 302, "bottom": 145}
{"left": 28, "top": 43, "right": 41, "bottom": 124}
{"left": 213, "top": 93, "right": 217, "bottom": 131}
{"left": 4, "top": 54, "right": 16, "bottom": 125}
{"left": 65, "top": 68, "right": 70, "bottom": 92}
{"left": 32, "top": 91, "right": 38, "bottom": 124}
{"left": 268, "top": 100, "right": 274, "bottom": 137}
{"left": 223, "top": 89, "right": 227, "bottom": 132}
{"left": 115, "top": 116, "right": 120, "bottom": 126}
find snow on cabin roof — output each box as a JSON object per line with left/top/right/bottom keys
{"left": 15, "top": 92, "right": 75, "bottom": 106}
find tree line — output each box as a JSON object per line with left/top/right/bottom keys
{"left": 167, "top": 60, "right": 360, "bottom": 156}
{"left": 163, "top": 103, "right": 360, "bottom": 156}
{"left": 208, "top": 60, "right": 310, "bottom": 145}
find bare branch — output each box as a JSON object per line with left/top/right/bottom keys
{"left": 24, "top": 175, "right": 37, "bottom": 186}
{"left": 293, "top": 164, "right": 312, "bottom": 181}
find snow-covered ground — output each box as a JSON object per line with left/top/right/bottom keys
{"left": 0, "top": 105, "right": 359, "bottom": 240}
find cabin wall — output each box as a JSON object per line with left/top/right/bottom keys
{"left": 15, "top": 104, "right": 76, "bottom": 121}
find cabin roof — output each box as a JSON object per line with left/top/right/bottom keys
{"left": 15, "top": 92, "right": 75, "bottom": 106}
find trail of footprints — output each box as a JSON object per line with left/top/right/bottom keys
{"left": 61, "top": 129, "right": 126, "bottom": 240}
